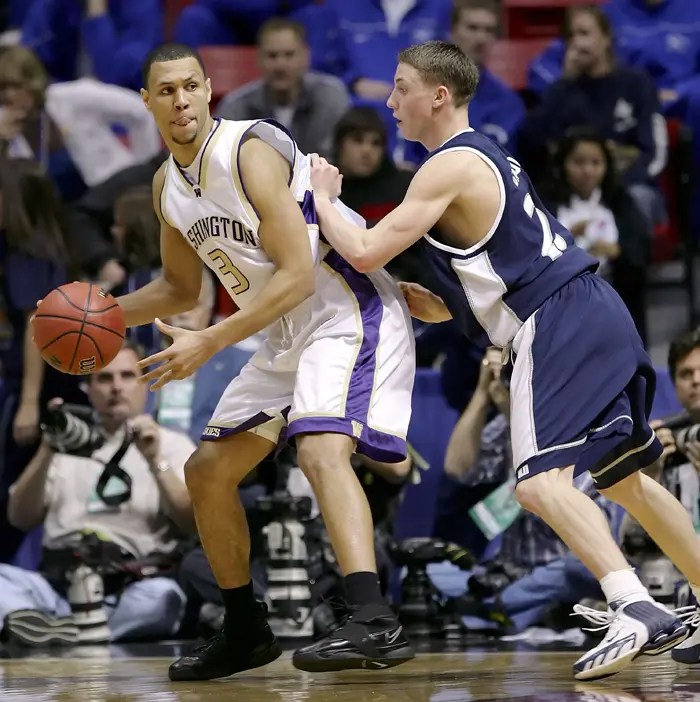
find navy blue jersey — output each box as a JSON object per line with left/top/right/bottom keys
{"left": 417, "top": 129, "right": 598, "bottom": 348}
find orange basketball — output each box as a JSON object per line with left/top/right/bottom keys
{"left": 33, "top": 282, "right": 126, "bottom": 375}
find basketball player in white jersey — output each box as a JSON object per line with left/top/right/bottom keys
{"left": 116, "top": 43, "right": 416, "bottom": 681}
{"left": 309, "top": 40, "right": 700, "bottom": 681}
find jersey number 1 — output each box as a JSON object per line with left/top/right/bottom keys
{"left": 523, "top": 193, "right": 567, "bottom": 261}
{"left": 209, "top": 248, "right": 250, "bottom": 295}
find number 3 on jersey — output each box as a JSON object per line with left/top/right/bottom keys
{"left": 523, "top": 192, "right": 567, "bottom": 261}
{"left": 209, "top": 248, "right": 250, "bottom": 294}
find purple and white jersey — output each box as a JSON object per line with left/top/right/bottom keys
{"left": 161, "top": 117, "right": 415, "bottom": 463}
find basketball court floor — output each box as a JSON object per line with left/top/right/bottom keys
{"left": 1, "top": 639, "right": 699, "bottom": 701}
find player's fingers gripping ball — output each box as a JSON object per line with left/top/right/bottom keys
{"left": 32, "top": 282, "right": 126, "bottom": 374}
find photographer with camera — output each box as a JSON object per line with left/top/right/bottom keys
{"left": 436, "top": 346, "right": 617, "bottom": 634}
{"left": 0, "top": 340, "right": 196, "bottom": 646}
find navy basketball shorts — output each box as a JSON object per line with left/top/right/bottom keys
{"left": 507, "top": 272, "right": 663, "bottom": 490}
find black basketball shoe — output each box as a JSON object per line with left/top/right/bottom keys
{"left": 292, "top": 603, "right": 415, "bottom": 672}
{"left": 169, "top": 601, "right": 282, "bottom": 681}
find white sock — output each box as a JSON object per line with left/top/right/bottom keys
{"left": 600, "top": 569, "right": 651, "bottom": 605}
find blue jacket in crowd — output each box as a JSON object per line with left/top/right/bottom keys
{"left": 528, "top": 0, "right": 700, "bottom": 97}
{"left": 297, "top": 0, "right": 452, "bottom": 87}
{"left": 398, "top": 67, "right": 526, "bottom": 165}
{"left": 21, "top": 0, "right": 162, "bottom": 91}
{"left": 520, "top": 65, "right": 666, "bottom": 186}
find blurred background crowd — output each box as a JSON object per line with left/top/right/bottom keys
{"left": 0, "top": 0, "right": 699, "bottom": 650}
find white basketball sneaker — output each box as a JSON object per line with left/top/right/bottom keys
{"left": 572, "top": 598, "right": 688, "bottom": 680}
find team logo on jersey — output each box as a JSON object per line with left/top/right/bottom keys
{"left": 516, "top": 464, "right": 529, "bottom": 479}
{"left": 194, "top": 187, "right": 202, "bottom": 198}
{"left": 351, "top": 420, "right": 364, "bottom": 439}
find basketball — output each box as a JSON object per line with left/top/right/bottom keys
{"left": 33, "top": 282, "right": 126, "bottom": 375}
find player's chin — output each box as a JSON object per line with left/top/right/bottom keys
{"left": 170, "top": 123, "right": 198, "bottom": 145}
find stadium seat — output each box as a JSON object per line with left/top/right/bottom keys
{"left": 163, "top": 0, "right": 193, "bottom": 41}
{"left": 198, "top": 46, "right": 261, "bottom": 104}
{"left": 485, "top": 39, "right": 551, "bottom": 92}
{"left": 502, "top": 0, "right": 606, "bottom": 39}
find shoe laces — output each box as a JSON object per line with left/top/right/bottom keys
{"left": 572, "top": 604, "right": 621, "bottom": 634}
{"left": 671, "top": 605, "right": 700, "bottom": 628}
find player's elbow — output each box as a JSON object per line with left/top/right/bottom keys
{"left": 349, "top": 251, "right": 383, "bottom": 274}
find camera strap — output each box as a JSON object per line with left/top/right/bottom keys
{"left": 95, "top": 435, "right": 133, "bottom": 507}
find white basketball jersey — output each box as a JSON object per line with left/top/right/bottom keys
{"left": 159, "top": 118, "right": 320, "bottom": 320}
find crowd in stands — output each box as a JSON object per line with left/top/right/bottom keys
{"left": 0, "top": 0, "right": 697, "bottom": 647}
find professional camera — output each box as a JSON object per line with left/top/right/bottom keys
{"left": 391, "top": 538, "right": 474, "bottom": 638}
{"left": 42, "top": 533, "right": 181, "bottom": 645}
{"left": 41, "top": 403, "right": 133, "bottom": 507}
{"left": 42, "top": 403, "right": 107, "bottom": 457}
{"left": 660, "top": 411, "right": 700, "bottom": 456}
{"left": 257, "top": 490, "right": 315, "bottom": 640}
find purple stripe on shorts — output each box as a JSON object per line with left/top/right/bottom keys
{"left": 200, "top": 411, "right": 272, "bottom": 441}
{"left": 323, "top": 249, "right": 383, "bottom": 424}
{"left": 287, "top": 416, "right": 406, "bottom": 464}
{"left": 299, "top": 189, "right": 317, "bottom": 226}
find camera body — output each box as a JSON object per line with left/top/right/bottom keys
{"left": 660, "top": 411, "right": 700, "bottom": 457}
{"left": 42, "top": 403, "right": 107, "bottom": 457}
{"left": 257, "top": 492, "right": 314, "bottom": 639}
{"left": 391, "top": 538, "right": 474, "bottom": 638}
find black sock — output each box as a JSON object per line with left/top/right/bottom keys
{"left": 220, "top": 581, "right": 257, "bottom": 625}
{"left": 344, "top": 571, "right": 384, "bottom": 607}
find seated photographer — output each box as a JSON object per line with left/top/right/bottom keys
{"left": 0, "top": 341, "right": 196, "bottom": 645}
{"left": 436, "top": 346, "right": 617, "bottom": 632}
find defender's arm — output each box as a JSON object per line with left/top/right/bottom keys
{"left": 206, "top": 137, "right": 315, "bottom": 351}
{"left": 312, "top": 153, "right": 464, "bottom": 272}
{"left": 117, "top": 164, "right": 203, "bottom": 327}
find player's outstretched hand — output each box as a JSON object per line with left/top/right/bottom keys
{"left": 398, "top": 282, "right": 452, "bottom": 323}
{"left": 309, "top": 153, "right": 342, "bottom": 199}
{"left": 138, "top": 318, "right": 218, "bottom": 391}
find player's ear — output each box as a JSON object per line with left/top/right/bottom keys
{"left": 205, "top": 77, "right": 212, "bottom": 104}
{"left": 433, "top": 85, "right": 449, "bottom": 109}
{"left": 140, "top": 88, "right": 152, "bottom": 112}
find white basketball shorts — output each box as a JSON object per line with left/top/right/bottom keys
{"left": 201, "top": 249, "right": 416, "bottom": 463}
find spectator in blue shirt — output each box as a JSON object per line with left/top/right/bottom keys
{"left": 295, "top": 0, "right": 452, "bottom": 155}
{"left": 519, "top": 5, "right": 668, "bottom": 226}
{"left": 174, "top": 0, "right": 314, "bottom": 48}
{"left": 0, "top": 158, "right": 83, "bottom": 563}
{"left": 398, "top": 0, "right": 526, "bottom": 165}
{"left": 21, "top": 0, "right": 162, "bottom": 92}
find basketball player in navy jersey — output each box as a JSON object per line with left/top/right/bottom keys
{"left": 309, "top": 39, "right": 700, "bottom": 681}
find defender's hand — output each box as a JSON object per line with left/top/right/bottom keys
{"left": 310, "top": 153, "right": 342, "bottom": 199}
{"left": 138, "top": 319, "right": 217, "bottom": 390}
{"left": 128, "top": 414, "right": 161, "bottom": 465}
{"left": 398, "top": 281, "right": 452, "bottom": 323}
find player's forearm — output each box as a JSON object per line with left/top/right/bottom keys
{"left": 444, "top": 389, "right": 491, "bottom": 479}
{"left": 21, "top": 315, "right": 45, "bottom": 405}
{"left": 314, "top": 195, "right": 373, "bottom": 269}
{"left": 207, "top": 269, "right": 315, "bottom": 351}
{"left": 117, "top": 274, "right": 198, "bottom": 328}
{"left": 8, "top": 440, "right": 53, "bottom": 531}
